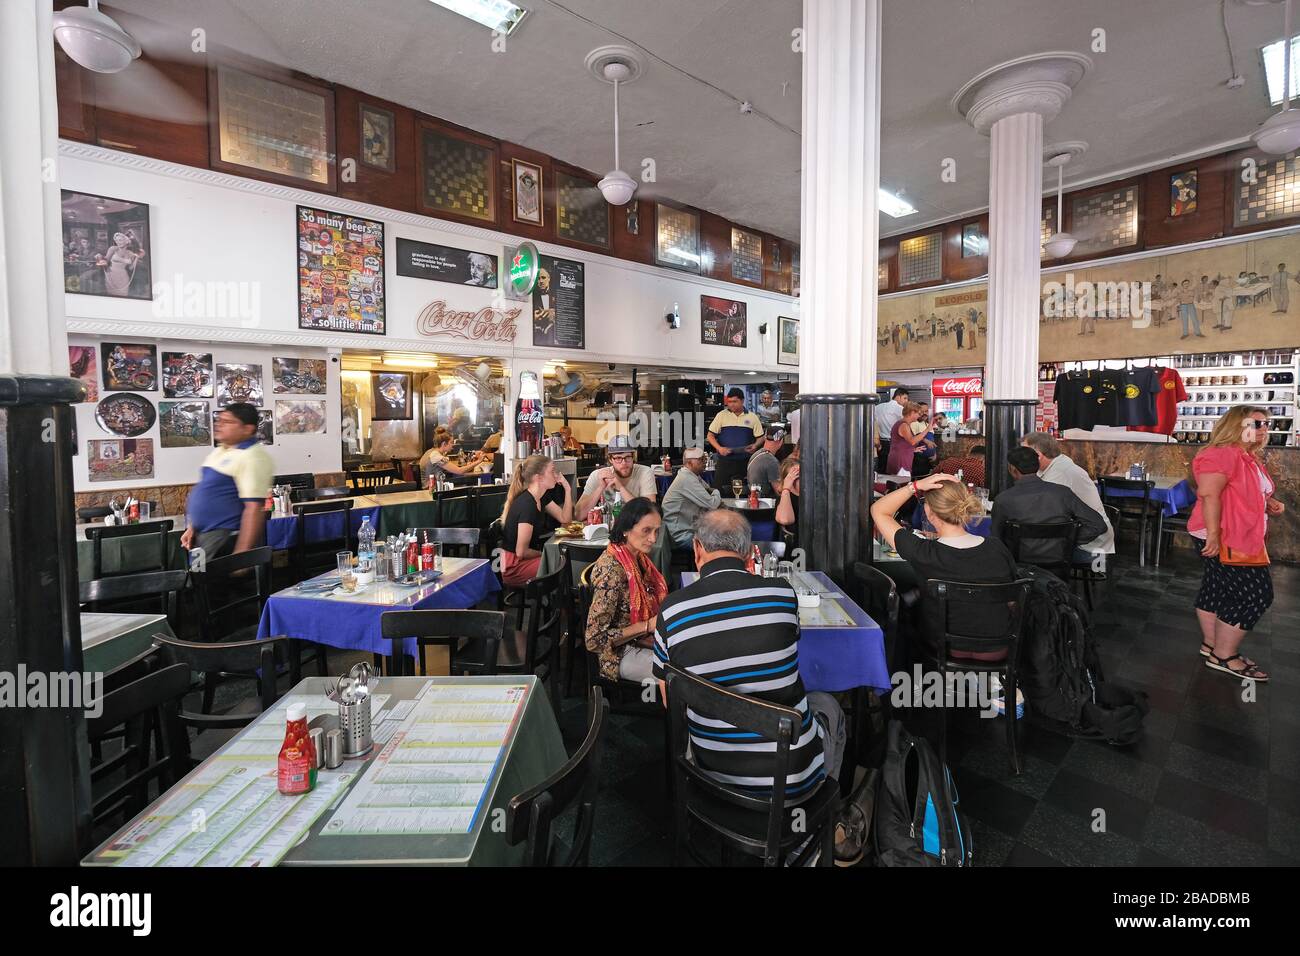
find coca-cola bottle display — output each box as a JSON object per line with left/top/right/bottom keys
{"left": 514, "top": 370, "right": 543, "bottom": 455}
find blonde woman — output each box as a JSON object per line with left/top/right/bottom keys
{"left": 1189, "top": 406, "right": 1282, "bottom": 682}
{"left": 500, "top": 455, "right": 573, "bottom": 586}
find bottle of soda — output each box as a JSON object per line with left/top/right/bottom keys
{"left": 277, "top": 702, "right": 317, "bottom": 796}
{"left": 750, "top": 544, "right": 762, "bottom": 573}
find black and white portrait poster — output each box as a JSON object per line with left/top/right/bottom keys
{"left": 395, "top": 238, "right": 497, "bottom": 288}
{"left": 532, "top": 255, "right": 585, "bottom": 350}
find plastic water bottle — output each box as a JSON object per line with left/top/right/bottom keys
{"left": 358, "top": 516, "right": 376, "bottom": 570}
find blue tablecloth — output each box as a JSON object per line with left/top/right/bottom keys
{"left": 1101, "top": 478, "right": 1195, "bottom": 518}
{"left": 679, "top": 569, "right": 888, "bottom": 694}
{"left": 654, "top": 468, "right": 714, "bottom": 498}
{"left": 258, "top": 557, "right": 500, "bottom": 656}
{"left": 265, "top": 505, "right": 382, "bottom": 550}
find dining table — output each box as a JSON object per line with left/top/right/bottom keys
{"left": 719, "top": 495, "right": 778, "bottom": 541}
{"left": 80, "top": 611, "right": 176, "bottom": 673}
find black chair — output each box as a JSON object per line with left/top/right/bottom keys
{"left": 79, "top": 568, "right": 190, "bottom": 624}
{"left": 494, "top": 561, "right": 566, "bottom": 714}
{"left": 663, "top": 663, "right": 837, "bottom": 867}
{"left": 153, "top": 633, "right": 294, "bottom": 734}
{"left": 274, "top": 472, "right": 315, "bottom": 492}
{"left": 78, "top": 505, "right": 113, "bottom": 522}
{"left": 348, "top": 467, "right": 399, "bottom": 490}
{"left": 291, "top": 499, "right": 356, "bottom": 580}
{"left": 1071, "top": 504, "right": 1120, "bottom": 610}
{"left": 1099, "top": 477, "right": 1159, "bottom": 566}
{"left": 924, "top": 578, "right": 1033, "bottom": 775}
{"left": 85, "top": 520, "right": 176, "bottom": 579}
{"left": 434, "top": 485, "right": 480, "bottom": 528}
{"left": 405, "top": 527, "right": 481, "bottom": 560}
{"left": 380, "top": 609, "right": 505, "bottom": 676}
{"left": 505, "top": 688, "right": 609, "bottom": 866}
{"left": 999, "top": 519, "right": 1079, "bottom": 579}
{"left": 292, "top": 485, "right": 351, "bottom": 503}
{"left": 851, "top": 562, "right": 900, "bottom": 675}
{"left": 370, "top": 481, "right": 421, "bottom": 496}
{"left": 847, "top": 562, "right": 901, "bottom": 777}
{"left": 87, "top": 661, "right": 192, "bottom": 828}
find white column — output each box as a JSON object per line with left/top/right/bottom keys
{"left": 0, "top": 0, "right": 68, "bottom": 375}
{"left": 799, "top": 0, "right": 880, "bottom": 395}
{"left": 985, "top": 111, "right": 1044, "bottom": 401}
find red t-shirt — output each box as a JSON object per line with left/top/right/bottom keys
{"left": 1128, "top": 367, "right": 1187, "bottom": 435}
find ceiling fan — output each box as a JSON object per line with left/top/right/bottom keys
{"left": 1250, "top": 0, "right": 1300, "bottom": 153}
{"left": 586, "top": 46, "right": 644, "bottom": 206}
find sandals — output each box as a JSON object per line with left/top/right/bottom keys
{"left": 1200, "top": 642, "right": 1213, "bottom": 658}
{"left": 1205, "top": 653, "right": 1270, "bottom": 682}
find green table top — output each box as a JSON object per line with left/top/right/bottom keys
{"left": 81, "top": 612, "right": 176, "bottom": 673}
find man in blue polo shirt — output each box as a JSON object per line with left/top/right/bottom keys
{"left": 706, "top": 387, "right": 763, "bottom": 494}
{"left": 181, "top": 402, "right": 273, "bottom": 559}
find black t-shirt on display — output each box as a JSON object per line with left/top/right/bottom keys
{"left": 1118, "top": 366, "right": 1161, "bottom": 426}
{"left": 1053, "top": 369, "right": 1123, "bottom": 430}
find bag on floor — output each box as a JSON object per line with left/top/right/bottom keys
{"left": 1077, "top": 681, "right": 1149, "bottom": 746}
{"left": 873, "top": 721, "right": 972, "bottom": 867}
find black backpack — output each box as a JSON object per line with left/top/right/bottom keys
{"left": 874, "top": 721, "right": 972, "bottom": 867}
{"left": 1017, "top": 565, "right": 1148, "bottom": 746}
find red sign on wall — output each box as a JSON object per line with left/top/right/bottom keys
{"left": 415, "top": 300, "right": 520, "bottom": 342}
{"left": 932, "top": 375, "right": 983, "bottom": 397}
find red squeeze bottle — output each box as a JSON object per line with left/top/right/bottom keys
{"left": 277, "top": 702, "right": 317, "bottom": 795}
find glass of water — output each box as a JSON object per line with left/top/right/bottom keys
{"left": 139, "top": 501, "right": 152, "bottom": 520}
{"left": 777, "top": 561, "right": 795, "bottom": 580}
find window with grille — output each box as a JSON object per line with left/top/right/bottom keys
{"left": 1070, "top": 186, "right": 1139, "bottom": 256}
{"left": 1235, "top": 153, "right": 1300, "bottom": 225}
{"left": 898, "top": 232, "right": 942, "bottom": 285}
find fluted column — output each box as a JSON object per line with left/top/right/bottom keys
{"left": 797, "top": 0, "right": 881, "bottom": 585}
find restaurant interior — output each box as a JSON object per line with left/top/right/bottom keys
{"left": 2, "top": 0, "right": 1298, "bottom": 897}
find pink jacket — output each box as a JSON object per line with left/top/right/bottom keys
{"left": 1187, "top": 445, "right": 1272, "bottom": 553}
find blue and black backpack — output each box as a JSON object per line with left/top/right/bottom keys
{"left": 873, "top": 721, "right": 972, "bottom": 867}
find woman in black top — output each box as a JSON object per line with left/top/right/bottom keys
{"left": 870, "top": 472, "right": 1018, "bottom": 662}
{"left": 500, "top": 455, "right": 573, "bottom": 586}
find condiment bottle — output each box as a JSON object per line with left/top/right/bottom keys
{"left": 748, "top": 484, "right": 760, "bottom": 508}
{"left": 277, "top": 702, "right": 317, "bottom": 796}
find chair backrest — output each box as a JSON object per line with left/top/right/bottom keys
{"left": 924, "top": 578, "right": 1033, "bottom": 659}
{"left": 86, "top": 661, "right": 192, "bottom": 826}
{"left": 154, "top": 632, "right": 290, "bottom": 725}
{"left": 77, "top": 505, "right": 113, "bottom": 522}
{"left": 557, "top": 539, "right": 607, "bottom": 583}
{"left": 79, "top": 568, "right": 190, "bottom": 622}
{"left": 663, "top": 663, "right": 808, "bottom": 865}
{"left": 379, "top": 609, "right": 506, "bottom": 676}
{"left": 999, "top": 519, "right": 1079, "bottom": 570}
{"left": 292, "top": 485, "right": 351, "bottom": 503}
{"left": 851, "top": 561, "right": 900, "bottom": 671}
{"left": 292, "top": 499, "right": 356, "bottom": 561}
{"left": 476, "top": 487, "right": 508, "bottom": 527}
{"left": 370, "top": 481, "right": 421, "bottom": 496}
{"left": 434, "top": 485, "right": 480, "bottom": 528}
{"left": 348, "top": 467, "right": 399, "bottom": 490}
{"left": 85, "top": 520, "right": 176, "bottom": 579}
{"left": 273, "top": 472, "right": 315, "bottom": 491}
{"left": 1099, "top": 476, "right": 1154, "bottom": 511}
{"left": 407, "top": 527, "right": 482, "bottom": 559}
{"left": 505, "top": 688, "right": 609, "bottom": 866}
{"left": 189, "top": 547, "right": 273, "bottom": 642}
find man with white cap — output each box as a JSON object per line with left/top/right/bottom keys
{"left": 661, "top": 447, "right": 722, "bottom": 546}
{"left": 575, "top": 434, "right": 657, "bottom": 516}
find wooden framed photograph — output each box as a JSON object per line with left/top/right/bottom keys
{"left": 1170, "top": 168, "right": 1197, "bottom": 217}
{"left": 778, "top": 315, "right": 800, "bottom": 366}
{"left": 209, "top": 62, "right": 335, "bottom": 189}
{"left": 61, "top": 191, "right": 151, "bottom": 300}
{"left": 359, "top": 102, "right": 396, "bottom": 173}
{"left": 554, "top": 166, "right": 610, "bottom": 250}
{"left": 417, "top": 120, "right": 498, "bottom": 225}
{"left": 512, "top": 158, "right": 544, "bottom": 227}
{"left": 372, "top": 372, "right": 412, "bottom": 421}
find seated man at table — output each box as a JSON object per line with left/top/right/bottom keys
{"left": 181, "top": 402, "right": 272, "bottom": 560}
{"left": 934, "top": 444, "right": 986, "bottom": 488}
{"left": 746, "top": 425, "right": 785, "bottom": 498}
{"left": 991, "top": 447, "right": 1109, "bottom": 567}
{"left": 1020, "top": 431, "right": 1114, "bottom": 562}
{"left": 661, "top": 446, "right": 721, "bottom": 546}
{"left": 652, "top": 509, "right": 855, "bottom": 858}
{"left": 575, "top": 435, "right": 657, "bottom": 515}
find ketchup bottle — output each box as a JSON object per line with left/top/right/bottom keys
{"left": 748, "top": 484, "right": 760, "bottom": 508}
{"left": 277, "top": 702, "right": 317, "bottom": 796}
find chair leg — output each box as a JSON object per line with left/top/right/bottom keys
{"left": 1153, "top": 512, "right": 1164, "bottom": 568}
{"left": 937, "top": 666, "right": 950, "bottom": 772}
{"left": 201, "top": 674, "right": 216, "bottom": 716}
{"left": 316, "top": 643, "right": 329, "bottom": 676}
{"left": 1005, "top": 668, "right": 1022, "bottom": 776}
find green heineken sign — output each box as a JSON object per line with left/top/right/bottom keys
{"left": 508, "top": 242, "right": 540, "bottom": 297}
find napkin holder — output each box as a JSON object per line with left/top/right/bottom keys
{"left": 582, "top": 524, "right": 610, "bottom": 542}
{"left": 796, "top": 591, "right": 821, "bottom": 609}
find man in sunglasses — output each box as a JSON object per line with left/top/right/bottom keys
{"left": 575, "top": 434, "right": 657, "bottom": 515}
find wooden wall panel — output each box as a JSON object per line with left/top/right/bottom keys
{"left": 944, "top": 215, "right": 988, "bottom": 283}
{"left": 699, "top": 210, "right": 732, "bottom": 284}
{"left": 1142, "top": 156, "right": 1227, "bottom": 249}
{"left": 54, "top": 44, "right": 95, "bottom": 143}
{"left": 611, "top": 196, "right": 654, "bottom": 264}
{"left": 336, "top": 88, "right": 418, "bottom": 214}
{"left": 93, "top": 54, "right": 209, "bottom": 168}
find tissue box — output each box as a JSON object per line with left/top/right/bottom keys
{"left": 796, "top": 591, "right": 821, "bottom": 608}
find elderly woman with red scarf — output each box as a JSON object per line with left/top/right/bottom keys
{"left": 584, "top": 497, "right": 668, "bottom": 683}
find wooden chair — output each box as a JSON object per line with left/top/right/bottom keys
{"left": 379, "top": 609, "right": 505, "bottom": 676}
{"left": 84, "top": 520, "right": 176, "bottom": 579}
{"left": 347, "top": 467, "right": 399, "bottom": 491}
{"left": 505, "top": 688, "right": 609, "bottom": 866}
{"left": 292, "top": 486, "right": 351, "bottom": 503}
{"left": 273, "top": 472, "right": 315, "bottom": 492}
{"left": 434, "top": 485, "right": 480, "bottom": 528}
{"left": 291, "top": 499, "right": 356, "bottom": 580}
{"left": 79, "top": 568, "right": 190, "bottom": 625}
{"left": 1098, "top": 477, "right": 1160, "bottom": 566}
{"left": 999, "top": 519, "right": 1079, "bottom": 580}
{"left": 405, "top": 527, "right": 481, "bottom": 560}
{"left": 370, "top": 481, "right": 421, "bottom": 496}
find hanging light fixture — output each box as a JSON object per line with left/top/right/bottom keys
{"left": 586, "top": 46, "right": 644, "bottom": 206}
{"left": 1043, "top": 148, "right": 1081, "bottom": 259}
{"left": 52, "top": 0, "right": 141, "bottom": 74}
{"left": 1254, "top": 0, "right": 1300, "bottom": 153}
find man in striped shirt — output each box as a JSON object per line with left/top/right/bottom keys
{"left": 652, "top": 508, "right": 844, "bottom": 802}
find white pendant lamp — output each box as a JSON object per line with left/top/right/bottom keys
{"left": 1254, "top": 0, "right": 1300, "bottom": 154}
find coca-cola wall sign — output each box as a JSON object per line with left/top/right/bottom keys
{"left": 931, "top": 375, "right": 983, "bottom": 397}
{"left": 414, "top": 299, "right": 520, "bottom": 343}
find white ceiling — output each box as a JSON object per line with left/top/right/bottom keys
{"left": 106, "top": 0, "right": 1293, "bottom": 241}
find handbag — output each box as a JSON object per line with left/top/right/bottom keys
{"left": 1219, "top": 543, "right": 1270, "bottom": 567}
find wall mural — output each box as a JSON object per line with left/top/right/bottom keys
{"left": 876, "top": 233, "right": 1300, "bottom": 370}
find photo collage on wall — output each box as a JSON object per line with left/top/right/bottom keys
{"left": 297, "top": 205, "right": 385, "bottom": 335}
{"left": 274, "top": 357, "right": 328, "bottom": 435}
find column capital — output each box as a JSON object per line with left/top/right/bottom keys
{"left": 952, "top": 51, "right": 1092, "bottom": 134}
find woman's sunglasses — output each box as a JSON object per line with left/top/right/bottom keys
{"left": 1245, "top": 420, "right": 1272, "bottom": 430}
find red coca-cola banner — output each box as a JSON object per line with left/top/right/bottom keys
{"left": 932, "top": 375, "right": 983, "bottom": 397}
{"left": 415, "top": 300, "right": 520, "bottom": 342}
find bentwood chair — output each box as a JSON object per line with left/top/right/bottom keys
{"left": 273, "top": 472, "right": 315, "bottom": 492}
{"left": 79, "top": 568, "right": 190, "bottom": 626}
{"left": 505, "top": 688, "right": 609, "bottom": 866}
{"left": 347, "top": 467, "right": 400, "bottom": 491}
{"left": 434, "top": 485, "right": 480, "bottom": 528}
{"left": 664, "top": 663, "right": 838, "bottom": 867}
{"left": 291, "top": 498, "right": 357, "bottom": 581}
{"left": 153, "top": 633, "right": 293, "bottom": 735}
{"left": 999, "top": 519, "right": 1079, "bottom": 580}
{"left": 380, "top": 609, "right": 505, "bottom": 677}
{"left": 924, "top": 578, "right": 1033, "bottom": 775}
{"left": 1098, "top": 477, "right": 1160, "bottom": 566}
{"left": 292, "top": 486, "right": 351, "bottom": 503}
{"left": 84, "top": 520, "right": 176, "bottom": 579}
{"left": 847, "top": 562, "right": 901, "bottom": 774}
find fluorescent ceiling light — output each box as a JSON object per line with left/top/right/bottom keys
{"left": 382, "top": 357, "right": 438, "bottom": 369}
{"left": 879, "top": 188, "right": 916, "bottom": 218}
{"left": 427, "top": 0, "right": 528, "bottom": 35}
{"left": 1262, "top": 35, "right": 1300, "bottom": 106}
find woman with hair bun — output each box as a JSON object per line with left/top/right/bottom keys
{"left": 870, "top": 472, "right": 1019, "bottom": 661}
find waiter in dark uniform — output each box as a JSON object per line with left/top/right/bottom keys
{"left": 706, "top": 387, "right": 763, "bottom": 493}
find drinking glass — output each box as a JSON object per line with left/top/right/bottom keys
{"left": 374, "top": 542, "right": 388, "bottom": 582}
{"left": 777, "top": 560, "right": 795, "bottom": 580}
{"left": 139, "top": 501, "right": 151, "bottom": 520}
{"left": 336, "top": 551, "right": 356, "bottom": 591}
{"left": 731, "top": 478, "right": 745, "bottom": 501}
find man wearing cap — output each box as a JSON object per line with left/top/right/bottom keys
{"left": 661, "top": 447, "right": 722, "bottom": 546}
{"left": 707, "top": 387, "right": 763, "bottom": 493}
{"left": 747, "top": 425, "right": 786, "bottom": 498}
{"left": 575, "top": 435, "right": 657, "bottom": 516}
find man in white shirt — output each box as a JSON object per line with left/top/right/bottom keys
{"left": 1021, "top": 432, "right": 1115, "bottom": 558}
{"left": 575, "top": 435, "right": 657, "bottom": 515}
{"left": 756, "top": 390, "right": 782, "bottom": 426}
{"left": 661, "top": 447, "right": 722, "bottom": 546}
{"left": 873, "top": 387, "right": 910, "bottom": 472}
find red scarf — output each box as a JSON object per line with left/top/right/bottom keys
{"left": 608, "top": 543, "right": 667, "bottom": 625}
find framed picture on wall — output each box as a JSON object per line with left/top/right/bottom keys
{"left": 778, "top": 316, "right": 799, "bottom": 366}
{"left": 68, "top": 345, "right": 98, "bottom": 402}
{"left": 161, "top": 351, "right": 214, "bottom": 398}
{"left": 372, "top": 372, "right": 412, "bottom": 420}
{"left": 417, "top": 121, "right": 497, "bottom": 225}
{"left": 701, "top": 295, "right": 747, "bottom": 348}
{"left": 87, "top": 439, "right": 154, "bottom": 482}
{"left": 359, "top": 102, "right": 396, "bottom": 173}
{"left": 100, "top": 343, "right": 157, "bottom": 391}
{"left": 61, "top": 191, "right": 151, "bottom": 300}
{"left": 555, "top": 168, "right": 610, "bottom": 250}
{"left": 297, "top": 205, "right": 386, "bottom": 335}
{"left": 216, "top": 363, "right": 264, "bottom": 408}
{"left": 212, "top": 410, "right": 273, "bottom": 445}
{"left": 1170, "top": 168, "right": 1197, "bottom": 217}
{"left": 656, "top": 203, "right": 700, "bottom": 272}
{"left": 512, "top": 159, "right": 543, "bottom": 227}
{"left": 275, "top": 400, "right": 328, "bottom": 434}
{"left": 159, "top": 401, "right": 212, "bottom": 448}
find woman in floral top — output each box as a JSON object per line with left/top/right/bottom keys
{"left": 584, "top": 498, "right": 668, "bottom": 683}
